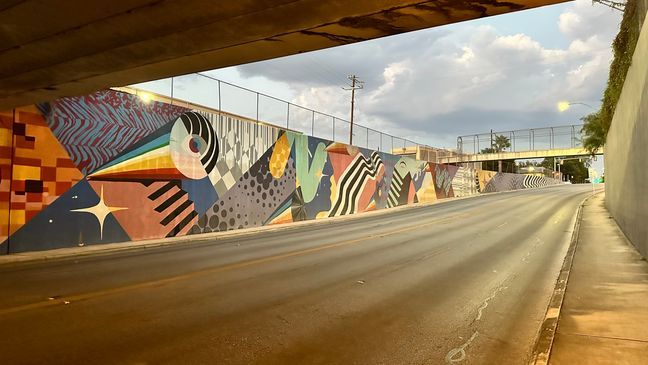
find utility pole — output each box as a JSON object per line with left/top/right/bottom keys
{"left": 343, "top": 75, "right": 363, "bottom": 145}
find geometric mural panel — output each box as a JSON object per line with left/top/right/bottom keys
{"left": 0, "top": 89, "right": 561, "bottom": 254}
{"left": 39, "top": 90, "right": 189, "bottom": 175}
{"left": 9, "top": 106, "right": 84, "bottom": 236}
{"left": 7, "top": 179, "right": 130, "bottom": 253}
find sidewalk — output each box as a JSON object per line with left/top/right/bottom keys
{"left": 549, "top": 192, "right": 648, "bottom": 364}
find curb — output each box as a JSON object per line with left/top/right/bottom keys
{"left": 0, "top": 184, "right": 566, "bottom": 266}
{"left": 528, "top": 190, "right": 601, "bottom": 365}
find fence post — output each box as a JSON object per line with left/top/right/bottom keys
{"left": 571, "top": 125, "right": 576, "bottom": 148}
{"left": 366, "top": 128, "right": 369, "bottom": 149}
{"left": 311, "top": 110, "right": 315, "bottom": 136}
{"left": 170, "top": 77, "right": 174, "bottom": 105}
{"left": 380, "top": 132, "right": 383, "bottom": 151}
{"left": 391, "top": 136, "right": 394, "bottom": 154}
{"left": 550, "top": 127, "right": 554, "bottom": 149}
{"left": 217, "top": 80, "right": 222, "bottom": 121}
{"left": 531, "top": 129, "right": 534, "bottom": 150}
{"left": 286, "top": 102, "right": 290, "bottom": 129}
{"left": 256, "top": 92, "right": 259, "bottom": 122}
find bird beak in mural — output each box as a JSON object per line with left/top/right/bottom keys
{"left": 88, "top": 112, "right": 219, "bottom": 181}
{"left": 326, "top": 142, "right": 359, "bottom": 156}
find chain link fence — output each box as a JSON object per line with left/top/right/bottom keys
{"left": 457, "top": 125, "right": 585, "bottom": 155}
{"left": 131, "top": 72, "right": 437, "bottom": 155}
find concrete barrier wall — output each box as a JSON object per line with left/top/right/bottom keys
{"left": 605, "top": 10, "right": 648, "bottom": 257}
{"left": 0, "top": 90, "right": 559, "bottom": 254}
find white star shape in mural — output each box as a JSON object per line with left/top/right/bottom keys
{"left": 71, "top": 186, "right": 127, "bottom": 239}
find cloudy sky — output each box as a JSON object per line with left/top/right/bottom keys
{"left": 137, "top": 0, "right": 621, "bottom": 152}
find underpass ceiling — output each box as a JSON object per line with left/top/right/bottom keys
{"left": 0, "top": 0, "right": 568, "bottom": 109}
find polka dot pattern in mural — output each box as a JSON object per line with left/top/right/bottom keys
{"left": 190, "top": 150, "right": 296, "bottom": 234}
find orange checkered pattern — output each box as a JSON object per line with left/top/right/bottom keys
{"left": 7, "top": 106, "right": 83, "bottom": 235}
{"left": 0, "top": 111, "right": 12, "bottom": 243}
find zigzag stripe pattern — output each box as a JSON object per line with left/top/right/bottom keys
{"left": 40, "top": 90, "right": 188, "bottom": 175}
{"left": 523, "top": 174, "right": 559, "bottom": 188}
{"left": 387, "top": 169, "right": 405, "bottom": 208}
{"left": 329, "top": 152, "right": 384, "bottom": 216}
{"left": 484, "top": 173, "right": 561, "bottom": 192}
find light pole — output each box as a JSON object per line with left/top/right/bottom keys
{"left": 557, "top": 101, "right": 596, "bottom": 112}
{"left": 344, "top": 75, "right": 363, "bottom": 146}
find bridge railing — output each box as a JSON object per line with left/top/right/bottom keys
{"left": 130, "top": 72, "right": 435, "bottom": 155}
{"left": 457, "top": 125, "right": 585, "bottom": 155}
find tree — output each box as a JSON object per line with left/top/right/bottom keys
{"left": 581, "top": 111, "right": 606, "bottom": 155}
{"left": 494, "top": 134, "right": 511, "bottom": 152}
{"left": 480, "top": 134, "right": 513, "bottom": 172}
{"left": 480, "top": 134, "right": 511, "bottom": 154}
{"left": 518, "top": 160, "right": 539, "bottom": 167}
{"left": 540, "top": 157, "right": 589, "bottom": 183}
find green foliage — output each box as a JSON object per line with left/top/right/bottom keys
{"left": 562, "top": 160, "right": 589, "bottom": 184}
{"left": 480, "top": 134, "right": 511, "bottom": 154}
{"left": 494, "top": 135, "right": 511, "bottom": 152}
{"left": 518, "top": 160, "right": 539, "bottom": 167}
{"left": 585, "top": 0, "right": 643, "bottom": 152}
{"left": 581, "top": 111, "right": 606, "bottom": 154}
{"left": 480, "top": 147, "right": 496, "bottom": 154}
{"left": 540, "top": 158, "right": 589, "bottom": 184}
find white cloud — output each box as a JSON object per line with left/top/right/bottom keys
{"left": 559, "top": 0, "right": 620, "bottom": 40}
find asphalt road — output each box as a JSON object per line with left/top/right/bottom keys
{"left": 0, "top": 185, "right": 592, "bottom": 365}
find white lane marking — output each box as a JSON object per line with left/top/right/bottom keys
{"left": 445, "top": 331, "right": 479, "bottom": 363}
{"left": 475, "top": 286, "right": 507, "bottom": 321}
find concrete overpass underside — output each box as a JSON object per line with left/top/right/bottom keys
{"left": 438, "top": 147, "right": 604, "bottom": 164}
{"left": 0, "top": 0, "right": 568, "bottom": 110}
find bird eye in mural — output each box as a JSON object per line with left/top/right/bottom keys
{"left": 88, "top": 111, "right": 218, "bottom": 181}
{"left": 170, "top": 112, "right": 219, "bottom": 179}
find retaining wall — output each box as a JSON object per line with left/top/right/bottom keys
{"left": 0, "top": 90, "right": 559, "bottom": 254}
{"left": 605, "top": 9, "right": 648, "bottom": 257}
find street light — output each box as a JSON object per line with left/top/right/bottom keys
{"left": 137, "top": 91, "right": 153, "bottom": 104}
{"left": 557, "top": 101, "right": 595, "bottom": 112}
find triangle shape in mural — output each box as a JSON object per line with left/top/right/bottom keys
{"left": 38, "top": 90, "right": 189, "bottom": 175}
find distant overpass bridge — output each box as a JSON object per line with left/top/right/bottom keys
{"left": 437, "top": 147, "right": 604, "bottom": 164}
{"left": 0, "top": 0, "right": 569, "bottom": 110}
{"left": 436, "top": 124, "right": 604, "bottom": 164}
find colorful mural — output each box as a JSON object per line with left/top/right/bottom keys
{"left": 478, "top": 170, "right": 559, "bottom": 193}
{"left": 0, "top": 90, "right": 560, "bottom": 254}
